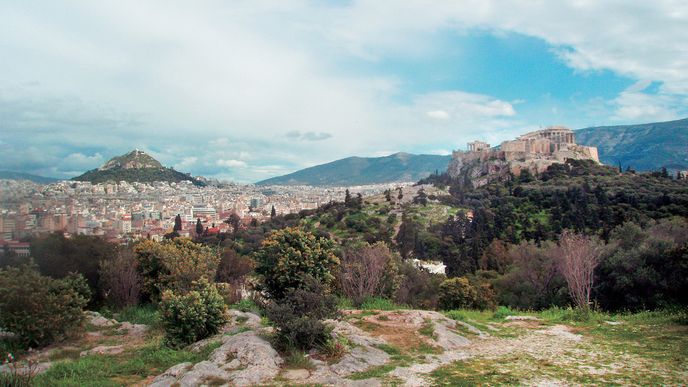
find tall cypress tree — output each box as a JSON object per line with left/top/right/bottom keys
{"left": 195, "top": 218, "right": 203, "bottom": 235}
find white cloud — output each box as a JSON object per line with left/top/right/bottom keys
{"left": 426, "top": 110, "right": 450, "bottom": 120}
{"left": 0, "top": 1, "right": 686, "bottom": 181}
{"left": 217, "top": 159, "right": 248, "bottom": 168}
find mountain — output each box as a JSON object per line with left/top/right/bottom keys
{"left": 0, "top": 170, "right": 60, "bottom": 184}
{"left": 576, "top": 118, "right": 688, "bottom": 171}
{"left": 256, "top": 152, "right": 451, "bottom": 186}
{"left": 72, "top": 149, "right": 205, "bottom": 186}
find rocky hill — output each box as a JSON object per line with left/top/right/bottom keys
{"left": 576, "top": 118, "right": 688, "bottom": 171}
{"left": 256, "top": 153, "right": 451, "bottom": 186}
{"left": 72, "top": 150, "right": 205, "bottom": 186}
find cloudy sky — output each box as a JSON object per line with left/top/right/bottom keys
{"left": 1, "top": 1, "right": 687, "bottom": 182}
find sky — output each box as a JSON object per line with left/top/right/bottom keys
{"left": 1, "top": 0, "right": 687, "bottom": 183}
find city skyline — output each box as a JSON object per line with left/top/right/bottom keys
{"left": 1, "top": 1, "right": 687, "bottom": 183}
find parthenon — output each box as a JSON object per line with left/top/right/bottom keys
{"left": 448, "top": 125, "right": 600, "bottom": 182}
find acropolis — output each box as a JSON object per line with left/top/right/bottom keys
{"left": 448, "top": 126, "right": 600, "bottom": 182}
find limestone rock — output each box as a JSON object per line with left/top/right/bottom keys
{"left": 80, "top": 345, "right": 124, "bottom": 357}
{"left": 85, "top": 311, "right": 118, "bottom": 327}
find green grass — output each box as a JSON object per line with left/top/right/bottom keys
{"left": 228, "top": 299, "right": 261, "bottom": 314}
{"left": 359, "top": 297, "right": 405, "bottom": 311}
{"left": 283, "top": 350, "right": 314, "bottom": 370}
{"left": 419, "top": 319, "right": 435, "bottom": 338}
{"left": 33, "top": 339, "right": 221, "bottom": 386}
{"left": 115, "top": 304, "right": 159, "bottom": 326}
{"left": 348, "top": 364, "right": 398, "bottom": 380}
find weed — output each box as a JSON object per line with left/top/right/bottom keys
{"left": 283, "top": 350, "right": 314, "bottom": 370}
{"left": 419, "top": 319, "right": 435, "bottom": 338}
{"left": 359, "top": 297, "right": 404, "bottom": 311}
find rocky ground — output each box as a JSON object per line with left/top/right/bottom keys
{"left": 6, "top": 308, "right": 687, "bottom": 386}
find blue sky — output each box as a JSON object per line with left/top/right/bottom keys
{"left": 1, "top": 1, "right": 687, "bottom": 182}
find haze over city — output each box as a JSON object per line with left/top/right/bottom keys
{"left": 1, "top": 0, "right": 687, "bottom": 183}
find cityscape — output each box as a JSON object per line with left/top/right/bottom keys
{"left": 0, "top": 178, "right": 406, "bottom": 250}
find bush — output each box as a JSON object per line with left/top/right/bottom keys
{"left": 265, "top": 276, "right": 339, "bottom": 350}
{"left": 338, "top": 242, "right": 401, "bottom": 305}
{"left": 255, "top": 227, "right": 339, "bottom": 299}
{"left": 0, "top": 264, "right": 89, "bottom": 348}
{"left": 135, "top": 238, "right": 220, "bottom": 301}
{"left": 492, "top": 306, "right": 515, "bottom": 319}
{"left": 99, "top": 248, "right": 142, "bottom": 308}
{"left": 216, "top": 249, "right": 254, "bottom": 286}
{"left": 439, "top": 277, "right": 477, "bottom": 310}
{"left": 159, "top": 279, "right": 228, "bottom": 348}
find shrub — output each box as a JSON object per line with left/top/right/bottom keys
{"left": 493, "top": 240, "right": 569, "bottom": 310}
{"left": 135, "top": 238, "right": 220, "bottom": 301}
{"left": 216, "top": 249, "right": 254, "bottom": 285}
{"left": 159, "top": 279, "right": 228, "bottom": 348}
{"left": 438, "top": 277, "right": 477, "bottom": 310}
{"left": 254, "top": 227, "right": 339, "bottom": 299}
{"left": 0, "top": 264, "right": 89, "bottom": 348}
{"left": 338, "top": 242, "right": 401, "bottom": 305}
{"left": 99, "top": 248, "right": 142, "bottom": 308}
{"left": 265, "top": 276, "right": 339, "bottom": 350}
{"left": 492, "top": 306, "right": 515, "bottom": 320}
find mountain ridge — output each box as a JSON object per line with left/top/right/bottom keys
{"left": 575, "top": 117, "right": 688, "bottom": 171}
{"left": 256, "top": 152, "right": 451, "bottom": 186}
{"left": 0, "top": 170, "right": 60, "bottom": 184}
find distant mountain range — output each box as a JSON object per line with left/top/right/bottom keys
{"left": 0, "top": 171, "right": 60, "bottom": 184}
{"left": 576, "top": 118, "right": 688, "bottom": 171}
{"left": 258, "top": 118, "right": 687, "bottom": 186}
{"left": 256, "top": 152, "right": 451, "bottom": 186}
{"left": 72, "top": 150, "right": 206, "bottom": 186}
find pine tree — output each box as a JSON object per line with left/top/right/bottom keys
{"left": 397, "top": 187, "right": 403, "bottom": 200}
{"left": 271, "top": 205, "right": 277, "bottom": 218}
{"left": 344, "top": 189, "right": 352, "bottom": 207}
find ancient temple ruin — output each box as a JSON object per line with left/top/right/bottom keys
{"left": 447, "top": 126, "right": 600, "bottom": 184}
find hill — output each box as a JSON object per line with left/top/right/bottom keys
{"left": 72, "top": 150, "right": 205, "bottom": 186}
{"left": 576, "top": 118, "right": 688, "bottom": 171}
{"left": 256, "top": 152, "right": 451, "bottom": 186}
{"left": 0, "top": 170, "right": 60, "bottom": 184}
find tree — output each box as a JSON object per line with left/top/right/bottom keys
{"left": 174, "top": 214, "right": 182, "bottom": 232}
{"left": 338, "top": 242, "right": 400, "bottom": 305}
{"left": 413, "top": 188, "right": 428, "bottom": 206}
{"left": 384, "top": 189, "right": 392, "bottom": 202}
{"left": 31, "top": 233, "right": 117, "bottom": 307}
{"left": 195, "top": 218, "right": 203, "bottom": 236}
{"left": 254, "top": 227, "right": 339, "bottom": 299}
{"left": 271, "top": 205, "right": 277, "bottom": 218}
{"left": 134, "top": 238, "right": 220, "bottom": 301}
{"left": 397, "top": 187, "right": 403, "bottom": 200}
{"left": 556, "top": 231, "right": 604, "bottom": 311}
{"left": 344, "top": 189, "right": 352, "bottom": 207}
{"left": 99, "top": 248, "right": 141, "bottom": 308}
{"left": 224, "top": 213, "right": 241, "bottom": 235}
